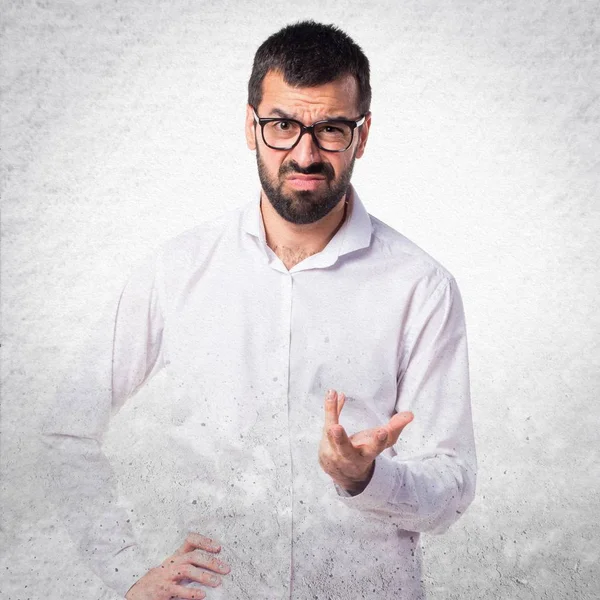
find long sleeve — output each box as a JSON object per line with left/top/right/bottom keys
{"left": 41, "top": 252, "right": 166, "bottom": 597}
{"left": 337, "top": 276, "right": 477, "bottom": 533}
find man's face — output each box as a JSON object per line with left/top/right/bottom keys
{"left": 245, "top": 71, "right": 371, "bottom": 225}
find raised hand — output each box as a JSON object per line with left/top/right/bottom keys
{"left": 318, "top": 389, "right": 414, "bottom": 494}
{"left": 125, "top": 532, "right": 231, "bottom": 600}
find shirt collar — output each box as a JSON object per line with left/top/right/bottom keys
{"left": 241, "top": 185, "right": 373, "bottom": 271}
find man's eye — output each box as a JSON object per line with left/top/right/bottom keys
{"left": 276, "top": 120, "right": 291, "bottom": 130}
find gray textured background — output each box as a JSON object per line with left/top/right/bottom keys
{"left": 2, "top": 1, "right": 599, "bottom": 598}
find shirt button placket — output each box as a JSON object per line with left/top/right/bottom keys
{"left": 280, "top": 271, "right": 294, "bottom": 599}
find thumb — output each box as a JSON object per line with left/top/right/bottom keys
{"left": 385, "top": 411, "right": 414, "bottom": 445}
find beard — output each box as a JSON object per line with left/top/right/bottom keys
{"left": 256, "top": 146, "right": 357, "bottom": 225}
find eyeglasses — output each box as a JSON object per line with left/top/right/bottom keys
{"left": 252, "top": 107, "right": 365, "bottom": 153}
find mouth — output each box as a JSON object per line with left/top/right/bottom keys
{"left": 286, "top": 175, "right": 327, "bottom": 191}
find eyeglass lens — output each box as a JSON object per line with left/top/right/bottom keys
{"left": 263, "top": 120, "right": 353, "bottom": 151}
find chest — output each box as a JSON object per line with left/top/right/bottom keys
{"left": 161, "top": 261, "right": 408, "bottom": 442}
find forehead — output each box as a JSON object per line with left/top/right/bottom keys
{"left": 258, "top": 70, "right": 360, "bottom": 118}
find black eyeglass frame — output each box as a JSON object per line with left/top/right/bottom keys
{"left": 251, "top": 107, "right": 366, "bottom": 153}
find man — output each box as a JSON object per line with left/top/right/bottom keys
{"left": 43, "top": 20, "right": 476, "bottom": 600}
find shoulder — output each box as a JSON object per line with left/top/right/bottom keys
{"left": 159, "top": 204, "right": 244, "bottom": 262}
{"left": 367, "top": 214, "right": 456, "bottom": 293}
{"left": 127, "top": 204, "right": 246, "bottom": 306}
{"left": 365, "top": 215, "right": 466, "bottom": 344}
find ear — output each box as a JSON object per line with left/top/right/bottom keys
{"left": 355, "top": 112, "right": 371, "bottom": 159}
{"left": 245, "top": 105, "right": 257, "bottom": 151}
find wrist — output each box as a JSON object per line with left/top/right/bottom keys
{"left": 338, "top": 462, "right": 375, "bottom": 496}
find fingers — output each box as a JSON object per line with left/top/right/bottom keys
{"left": 173, "top": 564, "right": 223, "bottom": 587}
{"left": 336, "top": 392, "right": 346, "bottom": 417}
{"left": 323, "top": 389, "right": 340, "bottom": 428}
{"left": 323, "top": 390, "right": 355, "bottom": 459}
{"left": 175, "top": 532, "right": 221, "bottom": 556}
{"left": 165, "top": 546, "right": 231, "bottom": 600}
{"left": 129, "top": 536, "right": 230, "bottom": 600}
{"left": 326, "top": 423, "right": 355, "bottom": 460}
{"left": 168, "top": 584, "right": 207, "bottom": 600}
{"left": 348, "top": 412, "right": 414, "bottom": 458}
{"left": 323, "top": 391, "right": 413, "bottom": 460}
{"left": 323, "top": 389, "right": 347, "bottom": 426}
{"left": 348, "top": 427, "right": 390, "bottom": 460}
{"left": 185, "top": 550, "right": 231, "bottom": 575}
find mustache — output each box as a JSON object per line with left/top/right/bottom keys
{"left": 279, "top": 160, "right": 334, "bottom": 180}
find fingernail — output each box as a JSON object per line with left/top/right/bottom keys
{"left": 327, "top": 389, "right": 334, "bottom": 397}
{"left": 377, "top": 430, "right": 387, "bottom": 441}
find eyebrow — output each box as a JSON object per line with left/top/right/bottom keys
{"left": 267, "top": 107, "right": 355, "bottom": 121}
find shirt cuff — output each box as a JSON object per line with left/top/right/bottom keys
{"left": 334, "top": 454, "right": 409, "bottom": 512}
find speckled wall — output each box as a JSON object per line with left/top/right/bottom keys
{"left": 2, "top": 1, "right": 598, "bottom": 599}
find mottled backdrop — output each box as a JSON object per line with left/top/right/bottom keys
{"left": 1, "top": 1, "right": 599, "bottom": 599}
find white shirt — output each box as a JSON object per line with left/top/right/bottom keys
{"left": 43, "top": 186, "right": 476, "bottom": 599}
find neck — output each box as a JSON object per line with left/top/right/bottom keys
{"left": 261, "top": 193, "right": 349, "bottom": 270}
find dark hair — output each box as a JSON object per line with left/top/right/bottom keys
{"left": 248, "top": 21, "right": 371, "bottom": 115}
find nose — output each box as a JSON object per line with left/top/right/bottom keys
{"left": 289, "top": 129, "right": 321, "bottom": 167}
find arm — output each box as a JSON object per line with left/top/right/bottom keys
{"left": 320, "top": 277, "right": 476, "bottom": 533}
{"left": 41, "top": 252, "right": 166, "bottom": 596}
